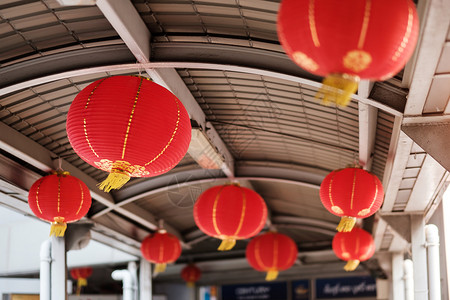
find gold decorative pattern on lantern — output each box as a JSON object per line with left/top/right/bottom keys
{"left": 293, "top": 51, "right": 319, "bottom": 71}
{"left": 357, "top": 0, "right": 372, "bottom": 49}
{"left": 94, "top": 159, "right": 150, "bottom": 177}
{"left": 331, "top": 205, "right": 344, "bottom": 214}
{"left": 343, "top": 50, "right": 372, "bottom": 72}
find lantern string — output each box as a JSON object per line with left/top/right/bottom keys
{"left": 57, "top": 156, "right": 63, "bottom": 172}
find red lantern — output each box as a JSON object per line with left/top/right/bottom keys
{"left": 332, "top": 227, "right": 375, "bottom": 271}
{"left": 320, "top": 167, "right": 384, "bottom": 232}
{"left": 246, "top": 232, "right": 298, "bottom": 281}
{"left": 194, "top": 184, "right": 267, "bottom": 251}
{"left": 181, "top": 264, "right": 202, "bottom": 287}
{"left": 66, "top": 76, "right": 191, "bottom": 192}
{"left": 141, "top": 231, "right": 182, "bottom": 273}
{"left": 28, "top": 171, "right": 91, "bottom": 236}
{"left": 70, "top": 267, "right": 93, "bottom": 295}
{"left": 277, "top": 0, "right": 419, "bottom": 106}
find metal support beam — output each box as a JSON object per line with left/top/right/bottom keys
{"left": 392, "top": 252, "right": 405, "bottom": 300}
{"left": 96, "top": 0, "right": 235, "bottom": 178}
{"left": 358, "top": 102, "right": 378, "bottom": 170}
{"left": 51, "top": 236, "right": 67, "bottom": 300}
{"left": 402, "top": 0, "right": 450, "bottom": 114}
{"left": 411, "top": 214, "right": 428, "bottom": 300}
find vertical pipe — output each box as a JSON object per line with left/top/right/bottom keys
{"left": 392, "top": 253, "right": 405, "bottom": 300}
{"left": 410, "top": 214, "right": 428, "bottom": 299}
{"left": 425, "top": 224, "right": 441, "bottom": 300}
{"left": 140, "top": 259, "right": 152, "bottom": 300}
{"left": 51, "top": 235, "right": 67, "bottom": 300}
{"left": 404, "top": 259, "right": 414, "bottom": 300}
{"left": 112, "top": 269, "right": 133, "bottom": 300}
{"left": 40, "top": 239, "right": 52, "bottom": 300}
{"left": 128, "top": 262, "right": 139, "bottom": 300}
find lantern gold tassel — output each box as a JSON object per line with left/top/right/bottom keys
{"left": 316, "top": 74, "right": 359, "bottom": 107}
{"left": 98, "top": 169, "right": 130, "bottom": 192}
{"left": 344, "top": 260, "right": 360, "bottom": 271}
{"left": 186, "top": 282, "right": 195, "bottom": 288}
{"left": 336, "top": 216, "right": 357, "bottom": 232}
{"left": 265, "top": 270, "right": 279, "bottom": 281}
{"left": 76, "top": 278, "right": 87, "bottom": 296}
{"left": 218, "top": 238, "right": 236, "bottom": 251}
{"left": 155, "top": 263, "right": 167, "bottom": 273}
{"left": 50, "top": 217, "right": 67, "bottom": 237}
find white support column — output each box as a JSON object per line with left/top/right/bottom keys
{"left": 392, "top": 252, "right": 405, "bottom": 300}
{"left": 140, "top": 259, "right": 152, "bottom": 300}
{"left": 404, "top": 259, "right": 414, "bottom": 300}
{"left": 40, "top": 239, "right": 52, "bottom": 300}
{"left": 411, "top": 215, "right": 428, "bottom": 299}
{"left": 51, "top": 236, "right": 67, "bottom": 300}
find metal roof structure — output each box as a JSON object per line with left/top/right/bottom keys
{"left": 0, "top": 0, "right": 449, "bottom": 294}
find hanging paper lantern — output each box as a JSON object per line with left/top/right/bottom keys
{"left": 333, "top": 227, "right": 375, "bottom": 271}
{"left": 181, "top": 264, "right": 202, "bottom": 287}
{"left": 66, "top": 75, "right": 191, "bottom": 192}
{"left": 28, "top": 171, "right": 91, "bottom": 236}
{"left": 320, "top": 167, "right": 384, "bottom": 232}
{"left": 194, "top": 184, "right": 267, "bottom": 251}
{"left": 70, "top": 267, "right": 93, "bottom": 295}
{"left": 141, "top": 230, "right": 182, "bottom": 273}
{"left": 277, "top": 0, "right": 419, "bottom": 106}
{"left": 246, "top": 232, "right": 298, "bottom": 281}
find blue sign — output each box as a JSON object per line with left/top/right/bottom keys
{"left": 316, "top": 276, "right": 376, "bottom": 299}
{"left": 221, "top": 282, "right": 287, "bottom": 300}
{"left": 292, "top": 280, "right": 310, "bottom": 300}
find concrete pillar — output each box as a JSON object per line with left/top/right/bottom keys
{"left": 140, "top": 259, "right": 152, "bottom": 300}
{"left": 411, "top": 215, "right": 428, "bottom": 299}
{"left": 51, "top": 236, "right": 67, "bottom": 300}
{"left": 392, "top": 252, "right": 405, "bottom": 300}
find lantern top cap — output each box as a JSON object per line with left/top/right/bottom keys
{"left": 51, "top": 170, "right": 70, "bottom": 176}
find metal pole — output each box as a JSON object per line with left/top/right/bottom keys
{"left": 140, "top": 259, "right": 152, "bottom": 300}
{"left": 392, "top": 253, "right": 405, "bottom": 300}
{"left": 51, "top": 235, "right": 67, "bottom": 300}
{"left": 425, "top": 224, "right": 441, "bottom": 300}
{"left": 411, "top": 214, "right": 428, "bottom": 299}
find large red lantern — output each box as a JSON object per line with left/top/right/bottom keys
{"left": 332, "top": 227, "right": 375, "bottom": 271}
{"left": 320, "top": 167, "right": 384, "bottom": 232}
{"left": 70, "top": 267, "right": 93, "bottom": 295}
{"left": 141, "top": 231, "right": 182, "bottom": 273}
{"left": 28, "top": 171, "right": 91, "bottom": 236}
{"left": 181, "top": 264, "right": 202, "bottom": 287}
{"left": 194, "top": 184, "right": 267, "bottom": 251}
{"left": 66, "top": 76, "right": 191, "bottom": 192}
{"left": 246, "top": 232, "right": 298, "bottom": 281}
{"left": 277, "top": 0, "right": 419, "bottom": 106}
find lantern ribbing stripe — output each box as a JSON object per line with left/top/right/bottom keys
{"left": 83, "top": 79, "right": 104, "bottom": 158}
{"left": 393, "top": 6, "right": 414, "bottom": 62}
{"left": 308, "top": 0, "right": 320, "bottom": 47}
{"left": 57, "top": 176, "right": 61, "bottom": 213}
{"left": 232, "top": 189, "right": 247, "bottom": 237}
{"left": 212, "top": 186, "right": 226, "bottom": 237}
{"left": 350, "top": 169, "right": 356, "bottom": 210}
{"left": 145, "top": 99, "right": 181, "bottom": 167}
{"left": 273, "top": 235, "right": 279, "bottom": 270}
{"left": 357, "top": 0, "right": 372, "bottom": 49}
{"left": 75, "top": 180, "right": 85, "bottom": 215}
{"left": 122, "top": 78, "right": 143, "bottom": 160}
{"left": 254, "top": 238, "right": 267, "bottom": 270}
{"left": 35, "top": 181, "right": 43, "bottom": 214}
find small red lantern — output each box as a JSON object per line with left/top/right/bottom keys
{"left": 332, "top": 227, "right": 375, "bottom": 271}
{"left": 28, "top": 171, "right": 91, "bottom": 236}
{"left": 320, "top": 167, "right": 384, "bottom": 232}
{"left": 277, "top": 0, "right": 419, "bottom": 106}
{"left": 181, "top": 264, "right": 202, "bottom": 287}
{"left": 70, "top": 267, "right": 93, "bottom": 295}
{"left": 246, "top": 232, "right": 298, "bottom": 281}
{"left": 194, "top": 184, "right": 267, "bottom": 251}
{"left": 141, "top": 231, "right": 182, "bottom": 273}
{"left": 66, "top": 76, "right": 191, "bottom": 192}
